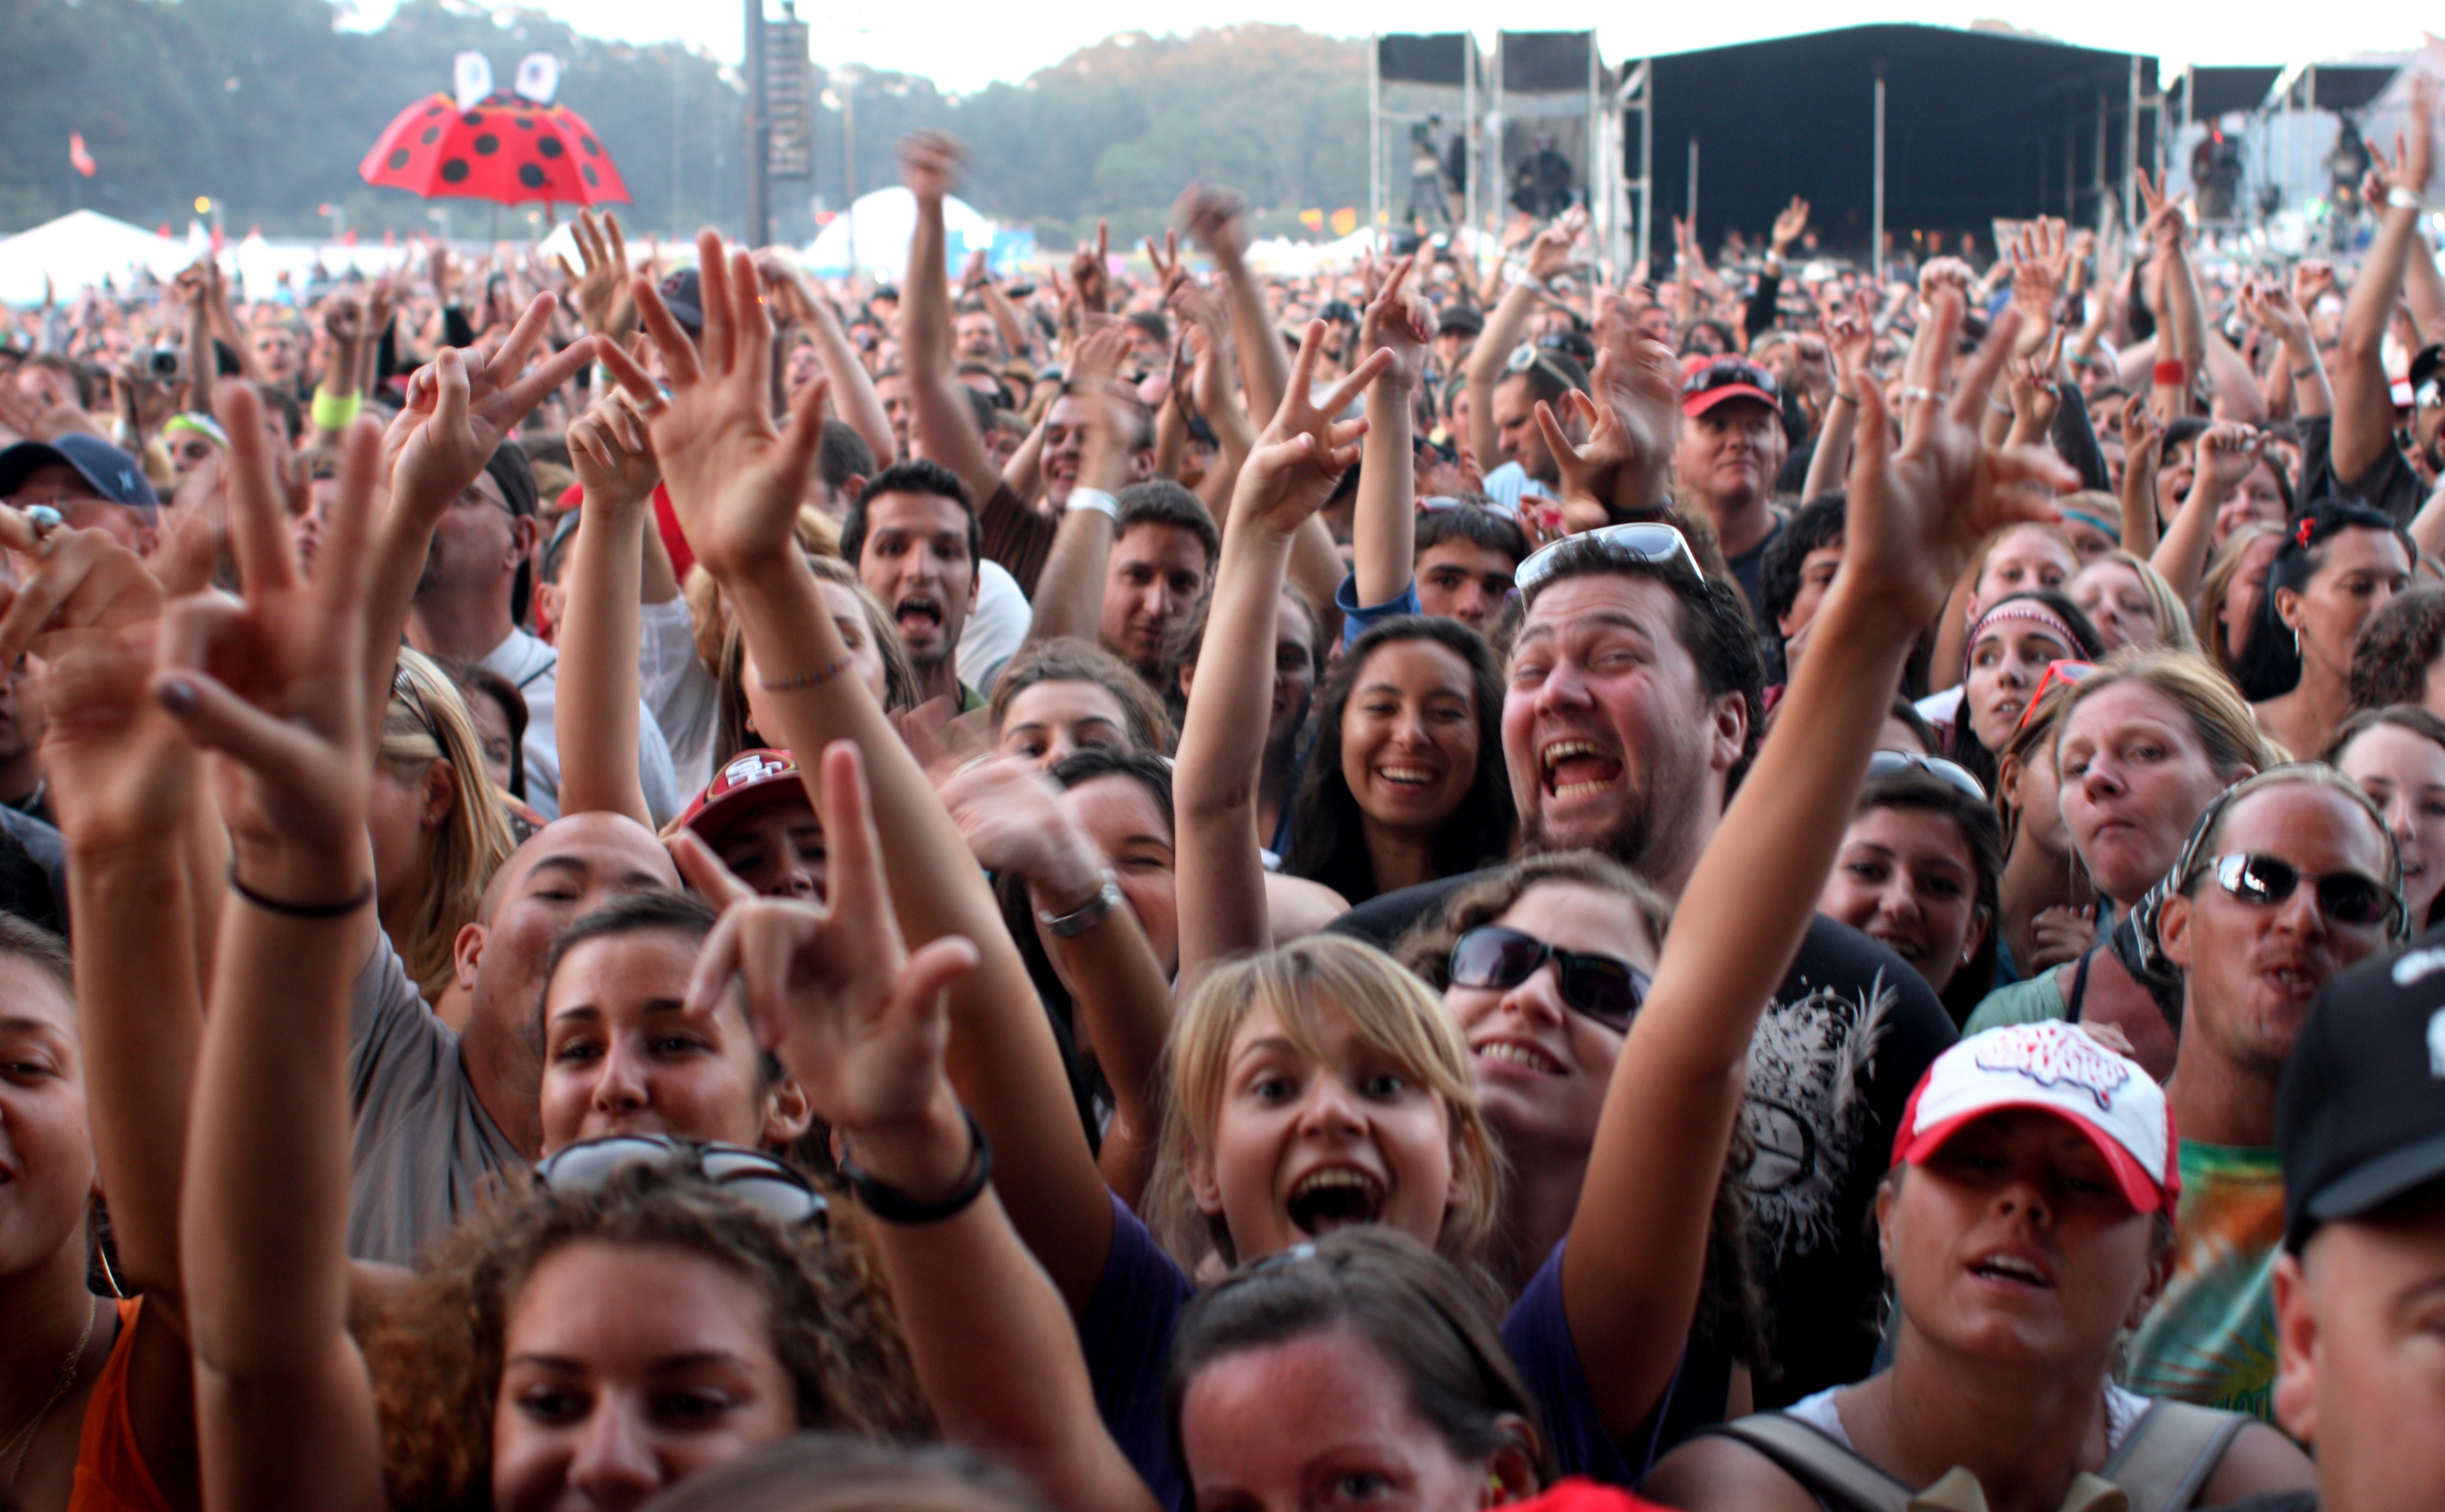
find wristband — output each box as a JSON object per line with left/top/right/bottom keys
{"left": 2152, "top": 359, "right": 2188, "bottom": 387}
{"left": 1066, "top": 486, "right": 1120, "bottom": 522}
{"left": 1037, "top": 871, "right": 1121, "bottom": 937}
{"left": 310, "top": 386, "right": 362, "bottom": 431}
{"left": 758, "top": 654, "right": 854, "bottom": 692}
{"left": 840, "top": 1106, "right": 993, "bottom": 1224}
{"left": 1831, "top": 390, "right": 1858, "bottom": 406}
{"left": 228, "top": 864, "right": 374, "bottom": 919}
{"left": 2291, "top": 363, "right": 2321, "bottom": 381}
{"left": 2388, "top": 186, "right": 2431, "bottom": 212}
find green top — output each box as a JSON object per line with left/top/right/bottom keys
{"left": 1963, "top": 967, "right": 2069, "bottom": 1034}
{"left": 2122, "top": 1140, "right": 2286, "bottom": 1423}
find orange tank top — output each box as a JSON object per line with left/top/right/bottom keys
{"left": 69, "top": 1297, "right": 171, "bottom": 1512}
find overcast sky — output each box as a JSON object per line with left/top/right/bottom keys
{"left": 359, "top": 1, "right": 2433, "bottom": 95}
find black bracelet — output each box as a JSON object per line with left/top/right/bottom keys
{"left": 839, "top": 1107, "right": 993, "bottom": 1224}
{"left": 227, "top": 864, "right": 375, "bottom": 920}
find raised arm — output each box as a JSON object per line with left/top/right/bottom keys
{"left": 1171, "top": 279, "right": 1255, "bottom": 519}
{"left": 1017, "top": 325, "right": 1136, "bottom": 650}
{"left": 366, "top": 297, "right": 595, "bottom": 725}
{"left": 935, "top": 752, "right": 1175, "bottom": 1202}
{"left": 621, "top": 235, "right": 1117, "bottom": 1309}
{"left": 2118, "top": 395, "right": 2165, "bottom": 558}
{"left": 550, "top": 391, "right": 659, "bottom": 826}
{"left": 1803, "top": 290, "right": 1875, "bottom": 504}
{"left": 692, "top": 743, "right": 1161, "bottom": 1512}
{"left": 19, "top": 515, "right": 205, "bottom": 1512}
{"left": 2242, "top": 275, "right": 2331, "bottom": 422}
{"left": 1560, "top": 297, "right": 2076, "bottom": 1440}
{"left": 168, "top": 390, "right": 387, "bottom": 1512}
{"left": 1175, "top": 327, "right": 1388, "bottom": 981}
{"left": 1467, "top": 211, "right": 1586, "bottom": 468}
{"left": 1531, "top": 294, "right": 1680, "bottom": 524}
{"left": 556, "top": 208, "right": 638, "bottom": 341}
{"left": 2152, "top": 421, "right": 2261, "bottom": 605}
{"left": 899, "top": 133, "right": 1007, "bottom": 511}
{"left": 1178, "top": 184, "right": 1292, "bottom": 427}
{"left": 1352, "top": 257, "right": 1433, "bottom": 607}
{"left": 2338, "top": 85, "right": 2438, "bottom": 483}
{"left": 781, "top": 260, "right": 898, "bottom": 471}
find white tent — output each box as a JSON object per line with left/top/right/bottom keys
{"left": 804, "top": 186, "right": 999, "bottom": 281}
{"left": 0, "top": 211, "right": 193, "bottom": 305}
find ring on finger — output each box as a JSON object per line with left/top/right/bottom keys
{"left": 22, "top": 504, "right": 64, "bottom": 556}
{"left": 1900, "top": 385, "right": 1941, "bottom": 404}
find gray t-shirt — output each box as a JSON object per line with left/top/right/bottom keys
{"left": 345, "top": 931, "right": 523, "bottom": 1266}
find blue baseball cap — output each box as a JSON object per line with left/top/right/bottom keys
{"left": 0, "top": 433, "right": 160, "bottom": 519}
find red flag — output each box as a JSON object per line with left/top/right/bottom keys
{"left": 68, "top": 133, "right": 95, "bottom": 178}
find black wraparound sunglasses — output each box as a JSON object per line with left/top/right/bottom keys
{"left": 1447, "top": 924, "right": 1649, "bottom": 1032}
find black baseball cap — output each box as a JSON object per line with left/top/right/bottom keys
{"left": 658, "top": 268, "right": 705, "bottom": 336}
{"left": 0, "top": 434, "right": 160, "bottom": 519}
{"left": 1437, "top": 306, "right": 1484, "bottom": 337}
{"left": 2278, "top": 939, "right": 2445, "bottom": 1251}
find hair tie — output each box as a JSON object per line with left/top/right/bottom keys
{"left": 2295, "top": 516, "right": 2316, "bottom": 549}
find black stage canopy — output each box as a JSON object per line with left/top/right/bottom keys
{"left": 1636, "top": 25, "right": 2158, "bottom": 258}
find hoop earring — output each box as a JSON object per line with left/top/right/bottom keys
{"left": 91, "top": 1194, "right": 126, "bottom": 1300}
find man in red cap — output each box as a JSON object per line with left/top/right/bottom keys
{"left": 1671, "top": 355, "right": 1788, "bottom": 616}
{"left": 681, "top": 748, "right": 827, "bottom": 900}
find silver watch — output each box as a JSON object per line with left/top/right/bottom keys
{"left": 1038, "top": 871, "right": 1123, "bottom": 937}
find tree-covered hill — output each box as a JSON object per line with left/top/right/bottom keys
{"left": 0, "top": 0, "right": 1365, "bottom": 249}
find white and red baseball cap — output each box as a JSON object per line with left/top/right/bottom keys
{"left": 680, "top": 748, "right": 808, "bottom": 846}
{"left": 1892, "top": 1021, "right": 2178, "bottom": 1213}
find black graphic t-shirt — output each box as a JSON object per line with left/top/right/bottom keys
{"left": 1333, "top": 884, "right": 1956, "bottom": 1408}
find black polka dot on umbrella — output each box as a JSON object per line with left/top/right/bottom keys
{"left": 421, "top": 126, "right": 440, "bottom": 145}
{"left": 580, "top": 136, "right": 598, "bottom": 156}
{"left": 425, "top": 102, "right": 443, "bottom": 116}
{"left": 518, "top": 163, "right": 546, "bottom": 189}
{"left": 515, "top": 115, "right": 535, "bottom": 130}
{"left": 538, "top": 136, "right": 564, "bottom": 158}
{"left": 441, "top": 159, "right": 470, "bottom": 183}
{"left": 462, "top": 111, "right": 486, "bottom": 127}
{"left": 474, "top": 133, "right": 499, "bottom": 155}
{"left": 387, "top": 148, "right": 410, "bottom": 171}
{"left": 582, "top": 164, "right": 599, "bottom": 187}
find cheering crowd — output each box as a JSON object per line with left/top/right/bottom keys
{"left": 5, "top": 76, "right": 2445, "bottom": 1512}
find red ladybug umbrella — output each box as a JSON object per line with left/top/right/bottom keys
{"left": 359, "top": 92, "right": 629, "bottom": 208}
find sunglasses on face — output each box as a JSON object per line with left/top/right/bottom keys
{"left": 1867, "top": 748, "right": 1987, "bottom": 801}
{"left": 2015, "top": 659, "right": 2097, "bottom": 737}
{"left": 2185, "top": 853, "right": 2401, "bottom": 931}
{"left": 533, "top": 1135, "right": 830, "bottom": 1226}
{"left": 1447, "top": 924, "right": 1649, "bottom": 1033}
{"left": 1514, "top": 520, "right": 1701, "bottom": 592}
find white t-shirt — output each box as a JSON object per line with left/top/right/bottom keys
{"left": 481, "top": 627, "right": 682, "bottom": 825}
{"left": 960, "top": 557, "right": 1033, "bottom": 696}
{"left": 639, "top": 597, "right": 720, "bottom": 799}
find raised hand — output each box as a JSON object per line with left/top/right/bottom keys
{"left": 1770, "top": 196, "right": 1810, "bottom": 255}
{"left": 1821, "top": 288, "right": 1875, "bottom": 394}
{"left": 1143, "top": 229, "right": 1187, "bottom": 299}
{"left": 685, "top": 741, "right": 978, "bottom": 1137}
{"left": 1175, "top": 182, "right": 1250, "bottom": 264}
{"left": 322, "top": 295, "right": 365, "bottom": 346}
{"left": 155, "top": 382, "right": 380, "bottom": 873}
{"left": 557, "top": 208, "right": 635, "bottom": 337}
{"left": 1231, "top": 319, "right": 1388, "bottom": 538}
{"left": 2292, "top": 258, "right": 2337, "bottom": 312}
{"left": 1357, "top": 256, "right": 1434, "bottom": 393}
{"left": 1070, "top": 220, "right": 1112, "bottom": 315}
{"left": 2237, "top": 277, "right": 2312, "bottom": 347}
{"left": 899, "top": 129, "right": 961, "bottom": 203}
{"left": 2135, "top": 168, "right": 2186, "bottom": 257}
{"left": 1841, "top": 295, "right": 2078, "bottom": 627}
{"left": 2194, "top": 421, "right": 2265, "bottom": 497}
{"left": 2007, "top": 216, "right": 2071, "bottom": 353}
{"left": 1168, "top": 280, "right": 1239, "bottom": 421}
{"left": 2007, "top": 328, "right": 2067, "bottom": 433}
{"left": 1526, "top": 208, "right": 1588, "bottom": 284}
{"left": 383, "top": 294, "right": 597, "bottom": 518}
{"left": 933, "top": 752, "right": 1105, "bottom": 899}
{"left": 1531, "top": 293, "right": 1678, "bottom": 520}
{"left": 566, "top": 390, "right": 660, "bottom": 510}
{"left": 1917, "top": 256, "right": 1974, "bottom": 317}
{"left": 616, "top": 230, "right": 830, "bottom": 580}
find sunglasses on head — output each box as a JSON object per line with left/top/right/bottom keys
{"left": 1867, "top": 748, "right": 1987, "bottom": 801}
{"left": 1447, "top": 924, "right": 1649, "bottom": 1033}
{"left": 533, "top": 1134, "right": 830, "bottom": 1227}
{"left": 1514, "top": 520, "right": 1702, "bottom": 593}
{"left": 2184, "top": 853, "right": 2401, "bottom": 932}
{"left": 1680, "top": 358, "right": 1780, "bottom": 400}
{"left": 1505, "top": 343, "right": 1579, "bottom": 389}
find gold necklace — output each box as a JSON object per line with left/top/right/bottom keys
{"left": 0, "top": 1296, "right": 97, "bottom": 1488}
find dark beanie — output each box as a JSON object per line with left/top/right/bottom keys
{"left": 483, "top": 441, "right": 539, "bottom": 520}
